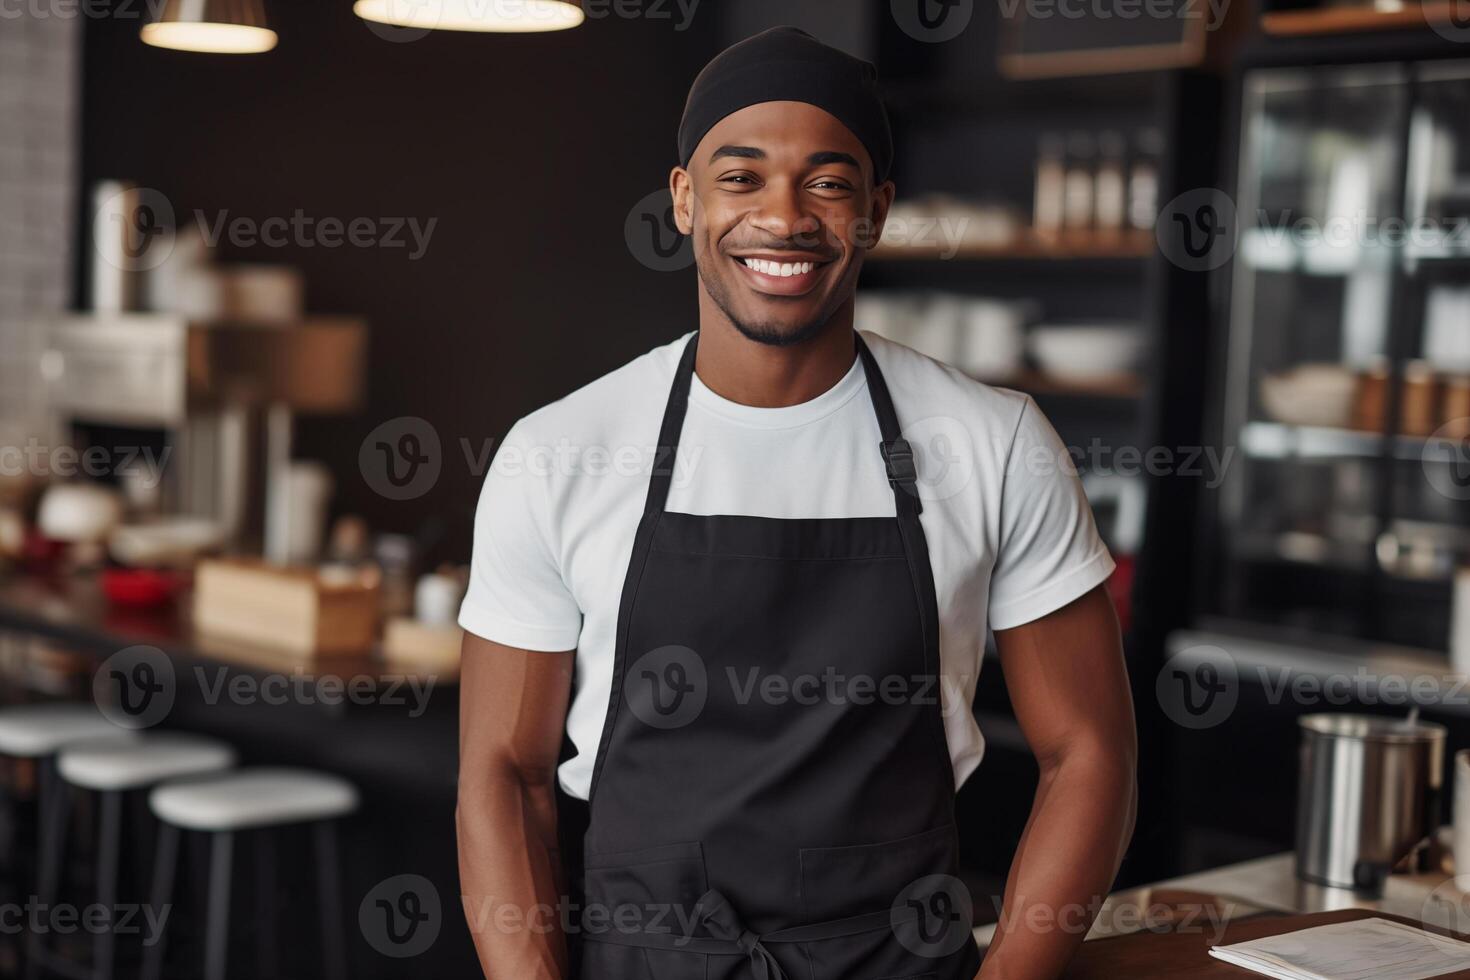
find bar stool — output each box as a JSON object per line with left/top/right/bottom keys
{"left": 28, "top": 734, "right": 238, "bottom": 980}
{"left": 0, "top": 702, "right": 135, "bottom": 880}
{"left": 143, "top": 768, "right": 359, "bottom": 980}
{"left": 0, "top": 704, "right": 131, "bottom": 761}
{"left": 0, "top": 704, "right": 134, "bottom": 980}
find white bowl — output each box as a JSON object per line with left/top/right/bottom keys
{"left": 37, "top": 483, "right": 124, "bottom": 544}
{"left": 1259, "top": 365, "right": 1357, "bottom": 428}
{"left": 109, "top": 518, "right": 227, "bottom": 568}
{"left": 1030, "top": 323, "right": 1146, "bottom": 380}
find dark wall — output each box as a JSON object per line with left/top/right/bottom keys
{"left": 80, "top": 2, "right": 718, "bottom": 559}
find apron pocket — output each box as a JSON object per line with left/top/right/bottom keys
{"left": 579, "top": 840, "right": 705, "bottom": 946}
{"left": 580, "top": 941, "right": 708, "bottom": 980}
{"left": 798, "top": 824, "right": 976, "bottom": 980}
{"left": 798, "top": 823, "right": 957, "bottom": 922}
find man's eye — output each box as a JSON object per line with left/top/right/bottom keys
{"left": 720, "top": 174, "right": 758, "bottom": 185}
{"left": 810, "top": 180, "right": 853, "bottom": 191}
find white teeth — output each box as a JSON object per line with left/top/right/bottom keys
{"left": 741, "top": 258, "right": 816, "bottom": 277}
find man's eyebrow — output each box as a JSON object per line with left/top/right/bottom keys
{"left": 807, "top": 150, "right": 860, "bottom": 169}
{"left": 705, "top": 146, "right": 863, "bottom": 170}
{"left": 709, "top": 145, "right": 764, "bottom": 163}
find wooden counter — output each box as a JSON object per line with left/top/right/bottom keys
{"left": 0, "top": 571, "right": 459, "bottom": 799}
{"left": 1065, "top": 908, "right": 1470, "bottom": 978}
{"left": 0, "top": 571, "right": 455, "bottom": 686}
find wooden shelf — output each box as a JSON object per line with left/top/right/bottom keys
{"left": 992, "top": 370, "right": 1145, "bottom": 400}
{"left": 1261, "top": 1, "right": 1461, "bottom": 35}
{"left": 871, "top": 230, "right": 1155, "bottom": 263}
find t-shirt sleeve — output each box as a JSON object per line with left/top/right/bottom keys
{"left": 987, "top": 396, "right": 1116, "bottom": 631}
{"left": 457, "top": 420, "right": 583, "bottom": 651}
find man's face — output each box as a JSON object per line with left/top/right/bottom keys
{"left": 671, "top": 101, "right": 895, "bottom": 347}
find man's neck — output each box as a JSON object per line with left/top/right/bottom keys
{"left": 693, "top": 295, "right": 858, "bottom": 409}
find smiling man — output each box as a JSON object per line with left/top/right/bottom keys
{"left": 456, "top": 26, "right": 1136, "bottom": 980}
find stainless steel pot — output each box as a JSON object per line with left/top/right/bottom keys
{"left": 1295, "top": 713, "right": 1447, "bottom": 891}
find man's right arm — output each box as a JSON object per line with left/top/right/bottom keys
{"left": 456, "top": 631, "right": 575, "bottom": 979}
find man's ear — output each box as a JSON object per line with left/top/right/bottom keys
{"left": 670, "top": 166, "right": 695, "bottom": 235}
{"left": 865, "top": 179, "right": 896, "bottom": 251}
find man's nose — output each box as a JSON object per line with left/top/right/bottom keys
{"left": 747, "top": 184, "right": 822, "bottom": 243}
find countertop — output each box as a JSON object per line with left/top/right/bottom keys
{"left": 0, "top": 570, "right": 456, "bottom": 687}
{"left": 978, "top": 850, "right": 1470, "bottom": 950}
{"left": 0, "top": 571, "right": 461, "bottom": 798}
{"left": 1063, "top": 908, "right": 1470, "bottom": 979}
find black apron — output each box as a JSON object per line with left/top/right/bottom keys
{"left": 578, "top": 331, "right": 981, "bottom": 980}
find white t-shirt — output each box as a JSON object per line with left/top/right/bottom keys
{"left": 459, "top": 330, "right": 1115, "bottom": 801}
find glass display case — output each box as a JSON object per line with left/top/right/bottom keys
{"left": 1210, "top": 59, "right": 1470, "bottom": 651}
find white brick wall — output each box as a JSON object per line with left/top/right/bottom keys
{"left": 0, "top": 11, "right": 78, "bottom": 449}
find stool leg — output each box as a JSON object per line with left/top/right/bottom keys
{"left": 203, "top": 832, "right": 233, "bottom": 980}
{"left": 253, "top": 833, "right": 277, "bottom": 978}
{"left": 25, "top": 760, "right": 70, "bottom": 980}
{"left": 92, "top": 791, "right": 121, "bottom": 980}
{"left": 141, "top": 822, "right": 179, "bottom": 980}
{"left": 313, "top": 822, "right": 346, "bottom": 980}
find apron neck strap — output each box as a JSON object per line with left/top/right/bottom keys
{"left": 644, "top": 331, "right": 699, "bottom": 515}
{"left": 855, "top": 334, "right": 924, "bottom": 516}
{"left": 644, "top": 330, "right": 922, "bottom": 517}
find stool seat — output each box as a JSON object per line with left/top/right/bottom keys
{"left": 0, "top": 703, "right": 135, "bottom": 757}
{"left": 150, "top": 767, "right": 358, "bottom": 831}
{"left": 59, "top": 734, "right": 236, "bottom": 791}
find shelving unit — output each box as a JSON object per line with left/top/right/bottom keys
{"left": 1238, "top": 420, "right": 1468, "bottom": 462}
{"left": 870, "top": 229, "right": 1156, "bottom": 262}
{"left": 865, "top": 10, "right": 1228, "bottom": 887}
{"left": 1200, "top": 55, "right": 1470, "bottom": 654}
{"left": 1261, "top": 2, "right": 1464, "bottom": 36}
{"left": 998, "top": 369, "right": 1146, "bottom": 400}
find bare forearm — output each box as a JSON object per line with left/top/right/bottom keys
{"left": 457, "top": 762, "right": 568, "bottom": 979}
{"left": 979, "top": 749, "right": 1136, "bottom": 980}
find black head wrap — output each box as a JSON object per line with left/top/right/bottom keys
{"left": 677, "top": 26, "right": 893, "bottom": 184}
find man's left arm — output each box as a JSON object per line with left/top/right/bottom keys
{"left": 978, "top": 584, "right": 1137, "bottom": 980}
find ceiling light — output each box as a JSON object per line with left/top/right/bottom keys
{"left": 140, "top": 0, "right": 277, "bottom": 54}
{"left": 352, "top": 0, "right": 586, "bottom": 33}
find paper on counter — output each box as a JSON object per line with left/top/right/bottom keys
{"left": 1209, "top": 917, "right": 1470, "bottom": 980}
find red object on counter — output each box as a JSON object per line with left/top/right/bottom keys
{"left": 20, "top": 529, "right": 67, "bottom": 574}
{"left": 100, "top": 567, "right": 189, "bottom": 609}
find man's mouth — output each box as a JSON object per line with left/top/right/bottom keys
{"left": 731, "top": 254, "right": 834, "bottom": 297}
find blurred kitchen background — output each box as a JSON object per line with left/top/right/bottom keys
{"left": 2, "top": 0, "right": 1470, "bottom": 976}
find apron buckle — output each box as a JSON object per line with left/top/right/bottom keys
{"left": 881, "top": 440, "right": 922, "bottom": 513}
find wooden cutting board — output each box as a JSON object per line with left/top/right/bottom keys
{"left": 1062, "top": 907, "right": 1470, "bottom": 979}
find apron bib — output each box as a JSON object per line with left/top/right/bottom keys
{"left": 578, "top": 332, "right": 981, "bottom": 980}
